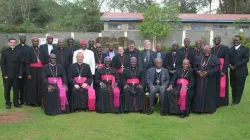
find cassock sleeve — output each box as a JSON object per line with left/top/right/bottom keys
{"left": 1, "top": 50, "right": 7, "bottom": 77}
{"left": 146, "top": 69, "right": 153, "bottom": 87}
{"left": 113, "top": 69, "right": 120, "bottom": 85}
{"left": 85, "top": 64, "right": 93, "bottom": 85}
{"left": 94, "top": 69, "right": 102, "bottom": 85}
{"left": 122, "top": 69, "right": 128, "bottom": 85}
{"left": 236, "top": 47, "right": 249, "bottom": 68}
{"left": 187, "top": 70, "right": 195, "bottom": 89}
{"left": 41, "top": 66, "right": 49, "bottom": 87}
{"left": 169, "top": 71, "right": 177, "bottom": 86}
{"left": 163, "top": 52, "right": 169, "bottom": 69}
{"left": 68, "top": 64, "right": 76, "bottom": 86}
{"left": 18, "top": 51, "right": 23, "bottom": 77}
{"left": 111, "top": 56, "right": 117, "bottom": 68}
{"left": 138, "top": 51, "right": 143, "bottom": 70}
{"left": 61, "top": 65, "right": 67, "bottom": 85}
{"left": 222, "top": 47, "right": 230, "bottom": 73}
{"left": 207, "top": 56, "right": 220, "bottom": 78}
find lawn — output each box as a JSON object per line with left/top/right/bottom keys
{"left": 0, "top": 74, "right": 250, "bottom": 140}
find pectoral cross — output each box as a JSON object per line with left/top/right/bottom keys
{"left": 106, "top": 78, "right": 109, "bottom": 82}
{"left": 181, "top": 80, "right": 183, "bottom": 83}
{"left": 173, "top": 63, "right": 176, "bottom": 68}
{"left": 132, "top": 82, "right": 135, "bottom": 86}
{"left": 144, "top": 57, "right": 146, "bottom": 62}
{"left": 78, "top": 75, "right": 81, "bottom": 80}
{"left": 121, "top": 65, "right": 124, "bottom": 72}
{"left": 156, "top": 80, "right": 160, "bottom": 85}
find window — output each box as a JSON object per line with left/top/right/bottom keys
{"left": 191, "top": 24, "right": 206, "bottom": 31}
{"left": 128, "top": 24, "right": 138, "bottom": 30}
{"left": 213, "top": 25, "right": 228, "bottom": 29}
{"left": 235, "top": 25, "right": 249, "bottom": 29}
{"left": 108, "top": 23, "right": 122, "bottom": 30}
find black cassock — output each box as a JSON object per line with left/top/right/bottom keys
{"left": 41, "top": 64, "right": 69, "bottom": 115}
{"left": 68, "top": 63, "right": 93, "bottom": 111}
{"left": 178, "top": 47, "right": 196, "bottom": 68}
{"left": 192, "top": 55, "right": 220, "bottom": 113}
{"left": 95, "top": 67, "right": 120, "bottom": 113}
{"left": 111, "top": 54, "right": 130, "bottom": 86}
{"left": 122, "top": 67, "right": 145, "bottom": 113}
{"left": 1, "top": 48, "right": 23, "bottom": 106}
{"left": 212, "top": 45, "right": 229, "bottom": 106}
{"left": 51, "top": 47, "right": 71, "bottom": 74}
{"left": 25, "top": 47, "right": 47, "bottom": 105}
{"left": 163, "top": 51, "right": 184, "bottom": 78}
{"left": 16, "top": 43, "right": 30, "bottom": 103}
{"left": 67, "top": 47, "right": 77, "bottom": 64}
{"left": 195, "top": 48, "right": 204, "bottom": 57}
{"left": 165, "top": 69, "right": 194, "bottom": 115}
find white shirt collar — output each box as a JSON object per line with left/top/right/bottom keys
{"left": 49, "top": 63, "right": 56, "bottom": 66}
{"left": 235, "top": 44, "right": 241, "bottom": 50}
{"left": 156, "top": 68, "right": 161, "bottom": 73}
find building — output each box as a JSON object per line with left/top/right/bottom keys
{"left": 100, "top": 12, "right": 250, "bottom": 47}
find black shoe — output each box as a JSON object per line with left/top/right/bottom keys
{"left": 116, "top": 112, "right": 121, "bottom": 115}
{"left": 180, "top": 113, "right": 187, "bottom": 118}
{"left": 231, "top": 102, "right": 239, "bottom": 106}
{"left": 19, "top": 100, "right": 23, "bottom": 105}
{"left": 14, "top": 105, "right": 22, "bottom": 108}
{"left": 124, "top": 111, "right": 128, "bottom": 114}
{"left": 6, "top": 104, "right": 11, "bottom": 109}
{"left": 147, "top": 108, "right": 154, "bottom": 115}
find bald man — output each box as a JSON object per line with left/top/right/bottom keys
{"left": 40, "top": 35, "right": 57, "bottom": 62}
{"left": 51, "top": 39, "right": 71, "bottom": 74}
{"left": 25, "top": 37, "right": 47, "bottom": 106}
{"left": 68, "top": 52, "right": 95, "bottom": 112}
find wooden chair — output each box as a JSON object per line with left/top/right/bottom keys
{"left": 145, "top": 92, "right": 160, "bottom": 111}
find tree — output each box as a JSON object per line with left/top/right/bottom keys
{"left": 218, "top": 0, "right": 250, "bottom": 14}
{"left": 137, "top": 4, "right": 179, "bottom": 47}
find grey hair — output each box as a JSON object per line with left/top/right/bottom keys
{"left": 76, "top": 51, "right": 84, "bottom": 57}
{"left": 155, "top": 58, "right": 163, "bottom": 63}
{"left": 144, "top": 40, "right": 151, "bottom": 44}
{"left": 172, "top": 41, "right": 179, "bottom": 46}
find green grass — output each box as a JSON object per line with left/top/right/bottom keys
{"left": 0, "top": 73, "right": 250, "bottom": 140}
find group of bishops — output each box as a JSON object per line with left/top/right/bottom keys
{"left": 1, "top": 34, "right": 249, "bottom": 118}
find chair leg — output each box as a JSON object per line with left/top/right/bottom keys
{"left": 41, "top": 96, "right": 44, "bottom": 109}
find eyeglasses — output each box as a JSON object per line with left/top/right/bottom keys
{"left": 50, "top": 58, "right": 56, "bottom": 59}
{"left": 48, "top": 38, "right": 53, "bottom": 39}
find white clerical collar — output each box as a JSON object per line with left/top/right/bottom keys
{"left": 77, "top": 62, "right": 83, "bottom": 65}
{"left": 105, "top": 67, "right": 110, "bottom": 69}
{"left": 235, "top": 44, "right": 241, "bottom": 50}
{"left": 22, "top": 44, "right": 25, "bottom": 46}
{"left": 156, "top": 68, "right": 161, "bottom": 73}
{"left": 49, "top": 63, "right": 56, "bottom": 66}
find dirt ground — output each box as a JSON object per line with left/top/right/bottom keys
{"left": 0, "top": 111, "right": 30, "bottom": 124}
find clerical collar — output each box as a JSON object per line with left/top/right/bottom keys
{"left": 235, "top": 44, "right": 241, "bottom": 50}
{"left": 10, "top": 48, "right": 15, "bottom": 50}
{"left": 60, "top": 47, "right": 64, "bottom": 50}
{"left": 21, "top": 44, "right": 25, "bottom": 46}
{"left": 77, "top": 62, "right": 83, "bottom": 65}
{"left": 156, "top": 68, "right": 161, "bottom": 73}
{"left": 49, "top": 63, "right": 56, "bottom": 66}
{"left": 131, "top": 67, "right": 136, "bottom": 70}
{"left": 105, "top": 67, "right": 110, "bottom": 69}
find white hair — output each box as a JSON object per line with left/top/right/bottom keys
{"left": 144, "top": 40, "right": 151, "bottom": 44}
{"left": 154, "top": 58, "right": 163, "bottom": 63}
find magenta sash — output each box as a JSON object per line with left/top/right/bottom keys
{"left": 176, "top": 78, "right": 189, "bottom": 111}
{"left": 73, "top": 77, "right": 96, "bottom": 111}
{"left": 101, "top": 75, "right": 120, "bottom": 107}
{"left": 117, "top": 68, "right": 123, "bottom": 74}
{"left": 219, "top": 58, "right": 226, "bottom": 98}
{"left": 47, "top": 77, "right": 68, "bottom": 110}
{"left": 96, "top": 63, "right": 104, "bottom": 68}
{"left": 126, "top": 78, "right": 140, "bottom": 84}
{"left": 30, "top": 60, "right": 43, "bottom": 67}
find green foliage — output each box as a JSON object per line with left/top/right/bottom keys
{"left": 137, "top": 4, "right": 179, "bottom": 39}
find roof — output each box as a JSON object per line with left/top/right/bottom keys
{"left": 100, "top": 12, "right": 250, "bottom": 23}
